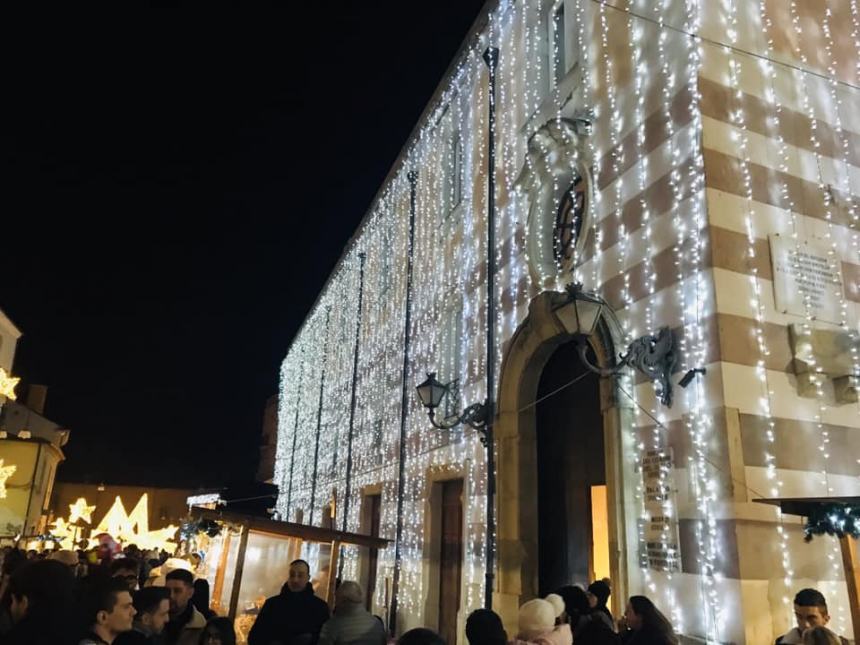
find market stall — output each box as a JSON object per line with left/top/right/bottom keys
{"left": 186, "top": 507, "right": 390, "bottom": 643}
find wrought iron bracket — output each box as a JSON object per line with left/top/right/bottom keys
{"left": 426, "top": 400, "right": 488, "bottom": 434}
{"left": 575, "top": 326, "right": 678, "bottom": 407}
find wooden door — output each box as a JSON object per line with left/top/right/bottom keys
{"left": 439, "top": 479, "right": 463, "bottom": 645}
{"left": 366, "top": 494, "right": 382, "bottom": 610}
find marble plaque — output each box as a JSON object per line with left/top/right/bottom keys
{"left": 770, "top": 234, "right": 845, "bottom": 325}
{"left": 640, "top": 449, "right": 681, "bottom": 572}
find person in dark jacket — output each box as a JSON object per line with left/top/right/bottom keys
{"left": 247, "top": 559, "right": 330, "bottom": 645}
{"left": 619, "top": 596, "right": 677, "bottom": 645}
{"left": 2, "top": 559, "right": 78, "bottom": 645}
{"left": 555, "top": 585, "right": 618, "bottom": 644}
{"left": 191, "top": 579, "right": 215, "bottom": 620}
{"left": 115, "top": 587, "right": 171, "bottom": 645}
{"left": 465, "top": 609, "right": 507, "bottom": 645}
{"left": 587, "top": 581, "right": 614, "bottom": 627}
{"left": 199, "top": 617, "right": 237, "bottom": 645}
{"left": 397, "top": 629, "right": 445, "bottom": 645}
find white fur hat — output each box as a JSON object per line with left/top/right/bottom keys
{"left": 518, "top": 598, "right": 556, "bottom": 638}
{"left": 544, "top": 593, "right": 565, "bottom": 618}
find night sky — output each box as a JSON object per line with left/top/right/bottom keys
{"left": 4, "top": 4, "right": 485, "bottom": 489}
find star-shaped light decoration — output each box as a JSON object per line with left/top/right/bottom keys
{"left": 68, "top": 497, "right": 96, "bottom": 525}
{"left": 50, "top": 516, "right": 75, "bottom": 550}
{"left": 90, "top": 494, "right": 178, "bottom": 552}
{"left": 52, "top": 516, "right": 71, "bottom": 537}
{"left": 0, "top": 368, "right": 20, "bottom": 400}
{"left": 0, "top": 459, "right": 17, "bottom": 499}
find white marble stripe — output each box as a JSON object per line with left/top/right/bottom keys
{"left": 719, "top": 361, "right": 860, "bottom": 428}
{"left": 711, "top": 267, "right": 860, "bottom": 330}
{"left": 706, "top": 188, "right": 859, "bottom": 262}
{"left": 703, "top": 115, "right": 860, "bottom": 197}
{"left": 699, "top": 39, "right": 860, "bottom": 137}
{"left": 595, "top": 120, "right": 699, "bottom": 222}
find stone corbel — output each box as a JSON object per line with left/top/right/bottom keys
{"left": 788, "top": 324, "right": 860, "bottom": 404}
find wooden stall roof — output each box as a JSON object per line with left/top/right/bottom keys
{"left": 753, "top": 496, "right": 860, "bottom": 516}
{"left": 191, "top": 506, "right": 391, "bottom": 549}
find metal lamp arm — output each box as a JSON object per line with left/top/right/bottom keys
{"left": 575, "top": 338, "right": 622, "bottom": 377}
{"left": 575, "top": 327, "right": 678, "bottom": 407}
{"left": 426, "top": 402, "right": 487, "bottom": 431}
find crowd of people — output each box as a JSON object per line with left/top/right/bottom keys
{"left": 0, "top": 548, "right": 850, "bottom": 645}
{"left": 0, "top": 545, "right": 227, "bottom": 645}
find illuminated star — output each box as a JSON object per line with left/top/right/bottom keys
{"left": 68, "top": 497, "right": 96, "bottom": 524}
{"left": 0, "top": 459, "right": 16, "bottom": 499}
{"left": 0, "top": 368, "right": 19, "bottom": 400}
{"left": 52, "top": 516, "right": 71, "bottom": 537}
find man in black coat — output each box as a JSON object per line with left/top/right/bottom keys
{"left": 248, "top": 559, "right": 330, "bottom": 645}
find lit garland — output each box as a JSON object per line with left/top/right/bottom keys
{"left": 803, "top": 504, "right": 860, "bottom": 542}
{"left": 180, "top": 518, "right": 222, "bottom": 540}
{"left": 273, "top": 0, "right": 858, "bottom": 640}
{"left": 757, "top": 0, "right": 798, "bottom": 616}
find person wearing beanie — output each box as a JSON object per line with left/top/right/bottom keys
{"left": 587, "top": 581, "right": 614, "bottom": 628}
{"left": 544, "top": 595, "right": 566, "bottom": 626}
{"left": 512, "top": 599, "right": 571, "bottom": 645}
{"left": 555, "top": 586, "right": 619, "bottom": 645}
{"left": 49, "top": 549, "right": 80, "bottom": 574}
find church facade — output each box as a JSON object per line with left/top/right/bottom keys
{"left": 274, "top": 1, "right": 860, "bottom": 643}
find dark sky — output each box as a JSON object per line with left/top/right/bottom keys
{"left": 4, "top": 4, "right": 485, "bottom": 489}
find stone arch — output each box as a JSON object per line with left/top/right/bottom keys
{"left": 492, "top": 289, "right": 636, "bottom": 628}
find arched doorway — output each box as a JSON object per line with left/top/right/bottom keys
{"left": 535, "top": 339, "right": 607, "bottom": 595}
{"left": 493, "top": 290, "right": 638, "bottom": 632}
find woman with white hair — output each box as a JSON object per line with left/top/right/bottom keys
{"left": 317, "top": 581, "right": 386, "bottom": 645}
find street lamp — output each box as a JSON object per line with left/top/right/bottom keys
{"left": 415, "top": 373, "right": 489, "bottom": 440}
{"left": 553, "top": 282, "right": 689, "bottom": 407}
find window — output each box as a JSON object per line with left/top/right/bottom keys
{"left": 450, "top": 131, "right": 464, "bottom": 210}
{"left": 551, "top": 1, "right": 566, "bottom": 86}
{"left": 438, "top": 301, "right": 464, "bottom": 419}
{"left": 379, "top": 243, "right": 393, "bottom": 298}
{"left": 372, "top": 419, "right": 384, "bottom": 464}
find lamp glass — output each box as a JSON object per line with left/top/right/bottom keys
{"left": 556, "top": 296, "right": 603, "bottom": 336}
{"left": 416, "top": 373, "right": 447, "bottom": 409}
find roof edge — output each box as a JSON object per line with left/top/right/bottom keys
{"left": 280, "top": 0, "right": 500, "bottom": 366}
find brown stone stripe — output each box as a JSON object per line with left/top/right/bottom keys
{"left": 599, "top": 234, "right": 702, "bottom": 311}
{"left": 585, "top": 156, "right": 701, "bottom": 261}
{"left": 699, "top": 76, "right": 860, "bottom": 169}
{"left": 631, "top": 409, "right": 731, "bottom": 472}
{"left": 739, "top": 413, "right": 860, "bottom": 477}
{"left": 416, "top": 224, "right": 857, "bottom": 362}
{"left": 703, "top": 147, "right": 857, "bottom": 229}
{"left": 709, "top": 227, "right": 773, "bottom": 281}
{"left": 596, "top": 85, "right": 695, "bottom": 191}
{"left": 708, "top": 224, "right": 860, "bottom": 304}
{"left": 714, "top": 313, "right": 794, "bottom": 373}
{"left": 679, "top": 518, "right": 741, "bottom": 579}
